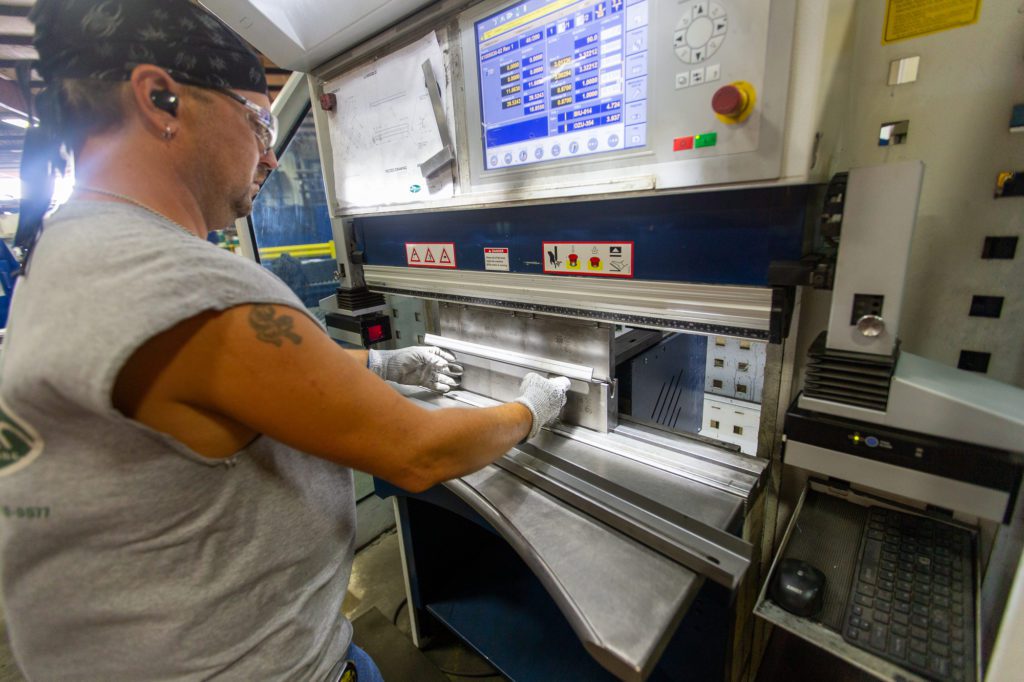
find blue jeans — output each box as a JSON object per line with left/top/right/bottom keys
{"left": 345, "top": 643, "right": 384, "bottom": 682}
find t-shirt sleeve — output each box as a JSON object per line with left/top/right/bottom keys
{"left": 16, "top": 212, "right": 318, "bottom": 416}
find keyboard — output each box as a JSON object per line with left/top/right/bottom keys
{"left": 842, "top": 506, "right": 975, "bottom": 681}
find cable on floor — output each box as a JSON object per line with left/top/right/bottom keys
{"left": 391, "top": 598, "right": 503, "bottom": 679}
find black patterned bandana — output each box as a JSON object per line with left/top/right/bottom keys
{"left": 30, "top": 0, "right": 267, "bottom": 93}
{"left": 14, "top": 0, "right": 268, "bottom": 267}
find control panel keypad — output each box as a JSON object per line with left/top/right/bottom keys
{"left": 674, "top": 1, "right": 728, "bottom": 64}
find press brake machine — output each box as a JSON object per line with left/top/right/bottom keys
{"left": 212, "top": 0, "right": 1024, "bottom": 679}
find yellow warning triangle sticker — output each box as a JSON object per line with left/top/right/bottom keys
{"left": 425, "top": 249, "right": 435, "bottom": 263}
{"left": 410, "top": 248, "right": 420, "bottom": 262}
{"left": 440, "top": 249, "right": 451, "bottom": 264}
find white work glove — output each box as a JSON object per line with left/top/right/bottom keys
{"left": 513, "top": 373, "right": 572, "bottom": 441}
{"left": 368, "top": 346, "right": 464, "bottom": 393}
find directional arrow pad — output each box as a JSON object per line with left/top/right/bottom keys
{"left": 675, "top": 1, "right": 728, "bottom": 65}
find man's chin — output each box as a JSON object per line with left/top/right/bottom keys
{"left": 221, "top": 197, "right": 253, "bottom": 226}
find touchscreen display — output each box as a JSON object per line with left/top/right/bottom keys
{"left": 475, "top": 0, "right": 649, "bottom": 170}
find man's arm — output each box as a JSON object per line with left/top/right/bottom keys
{"left": 346, "top": 349, "right": 369, "bottom": 367}
{"left": 113, "top": 304, "right": 536, "bottom": 492}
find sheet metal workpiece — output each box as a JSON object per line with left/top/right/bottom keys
{"left": 395, "top": 386, "right": 766, "bottom": 681}
{"left": 445, "top": 465, "right": 702, "bottom": 682}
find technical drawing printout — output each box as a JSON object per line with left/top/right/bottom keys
{"left": 324, "top": 33, "right": 453, "bottom": 209}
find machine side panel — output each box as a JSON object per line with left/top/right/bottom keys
{"left": 831, "top": 1, "right": 1024, "bottom": 385}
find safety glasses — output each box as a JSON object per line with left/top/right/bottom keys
{"left": 157, "top": 68, "right": 279, "bottom": 155}
{"left": 211, "top": 87, "right": 278, "bottom": 155}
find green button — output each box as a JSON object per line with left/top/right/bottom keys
{"left": 694, "top": 132, "right": 718, "bottom": 148}
{"left": 694, "top": 132, "right": 717, "bottom": 148}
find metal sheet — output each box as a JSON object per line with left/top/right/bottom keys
{"left": 497, "top": 446, "right": 752, "bottom": 591}
{"left": 424, "top": 333, "right": 597, "bottom": 382}
{"left": 445, "top": 466, "right": 702, "bottom": 682}
{"left": 399, "top": 386, "right": 765, "bottom": 587}
{"left": 438, "top": 304, "right": 616, "bottom": 432}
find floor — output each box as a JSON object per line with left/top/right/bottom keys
{"left": 343, "top": 529, "right": 506, "bottom": 681}
{"left": 0, "top": 528, "right": 877, "bottom": 681}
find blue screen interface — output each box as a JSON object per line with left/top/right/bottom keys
{"left": 475, "top": 0, "right": 649, "bottom": 170}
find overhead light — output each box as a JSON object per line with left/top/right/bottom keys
{"left": 1, "top": 117, "right": 30, "bottom": 129}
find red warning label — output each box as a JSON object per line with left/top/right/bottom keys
{"left": 405, "top": 243, "right": 457, "bottom": 269}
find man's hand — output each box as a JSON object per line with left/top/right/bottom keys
{"left": 513, "top": 373, "right": 572, "bottom": 441}
{"left": 368, "top": 346, "right": 464, "bottom": 393}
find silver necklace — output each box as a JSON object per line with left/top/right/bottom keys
{"left": 74, "top": 186, "right": 197, "bottom": 237}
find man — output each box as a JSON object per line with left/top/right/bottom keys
{"left": 0, "top": 1, "right": 570, "bottom": 680}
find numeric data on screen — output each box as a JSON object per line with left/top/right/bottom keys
{"left": 476, "top": 0, "right": 649, "bottom": 170}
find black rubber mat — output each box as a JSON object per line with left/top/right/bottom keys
{"left": 351, "top": 607, "right": 449, "bottom": 682}
{"left": 778, "top": 490, "right": 867, "bottom": 631}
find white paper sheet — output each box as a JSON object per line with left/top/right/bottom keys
{"left": 324, "top": 32, "right": 453, "bottom": 209}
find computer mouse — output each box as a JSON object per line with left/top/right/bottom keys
{"left": 770, "top": 558, "right": 826, "bottom": 618}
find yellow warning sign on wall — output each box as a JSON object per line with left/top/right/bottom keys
{"left": 883, "top": 0, "right": 981, "bottom": 44}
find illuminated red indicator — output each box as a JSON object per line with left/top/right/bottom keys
{"left": 367, "top": 324, "right": 385, "bottom": 342}
{"left": 673, "top": 136, "right": 695, "bottom": 152}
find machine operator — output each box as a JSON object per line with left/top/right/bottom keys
{"left": 0, "top": 1, "right": 571, "bottom": 679}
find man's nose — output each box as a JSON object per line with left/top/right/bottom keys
{"left": 260, "top": 147, "right": 279, "bottom": 171}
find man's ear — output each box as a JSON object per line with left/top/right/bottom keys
{"left": 127, "top": 65, "right": 182, "bottom": 136}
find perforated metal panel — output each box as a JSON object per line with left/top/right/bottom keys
{"left": 829, "top": 2, "right": 1024, "bottom": 387}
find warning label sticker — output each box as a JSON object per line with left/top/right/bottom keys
{"left": 883, "top": 0, "right": 980, "bottom": 44}
{"left": 542, "top": 242, "right": 634, "bottom": 278}
{"left": 484, "top": 247, "right": 510, "bottom": 271}
{"left": 406, "top": 243, "right": 456, "bottom": 269}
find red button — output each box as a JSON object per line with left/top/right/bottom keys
{"left": 712, "top": 85, "right": 745, "bottom": 116}
{"left": 673, "top": 136, "right": 695, "bottom": 151}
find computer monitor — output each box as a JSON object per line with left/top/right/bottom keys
{"left": 472, "top": 0, "right": 648, "bottom": 171}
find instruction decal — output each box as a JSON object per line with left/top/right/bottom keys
{"left": 484, "top": 247, "right": 510, "bottom": 272}
{"left": 543, "top": 242, "right": 634, "bottom": 278}
{"left": 883, "top": 0, "right": 980, "bottom": 44}
{"left": 406, "top": 243, "right": 457, "bottom": 269}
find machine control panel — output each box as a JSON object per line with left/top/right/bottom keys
{"left": 460, "top": 0, "right": 793, "bottom": 194}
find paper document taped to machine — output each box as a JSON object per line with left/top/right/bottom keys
{"left": 324, "top": 32, "right": 454, "bottom": 209}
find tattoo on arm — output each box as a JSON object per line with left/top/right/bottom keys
{"left": 248, "top": 305, "right": 303, "bottom": 347}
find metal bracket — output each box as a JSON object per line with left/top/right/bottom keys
{"left": 418, "top": 59, "right": 454, "bottom": 179}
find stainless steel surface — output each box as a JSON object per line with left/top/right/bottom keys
{"left": 449, "top": 386, "right": 764, "bottom": 500}
{"left": 424, "top": 333, "right": 598, "bottom": 382}
{"left": 365, "top": 266, "right": 776, "bottom": 338}
{"left": 411, "top": 385, "right": 765, "bottom": 591}
{"left": 561, "top": 422, "right": 764, "bottom": 500}
{"left": 438, "top": 305, "right": 616, "bottom": 432}
{"left": 445, "top": 466, "right": 702, "bottom": 682}
{"left": 498, "top": 445, "right": 752, "bottom": 591}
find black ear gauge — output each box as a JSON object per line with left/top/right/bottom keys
{"left": 150, "top": 91, "right": 179, "bottom": 116}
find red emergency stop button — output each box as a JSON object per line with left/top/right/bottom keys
{"left": 712, "top": 81, "right": 757, "bottom": 124}
{"left": 712, "top": 85, "right": 745, "bottom": 116}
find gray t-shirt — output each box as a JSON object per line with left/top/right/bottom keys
{"left": 0, "top": 202, "right": 356, "bottom": 680}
